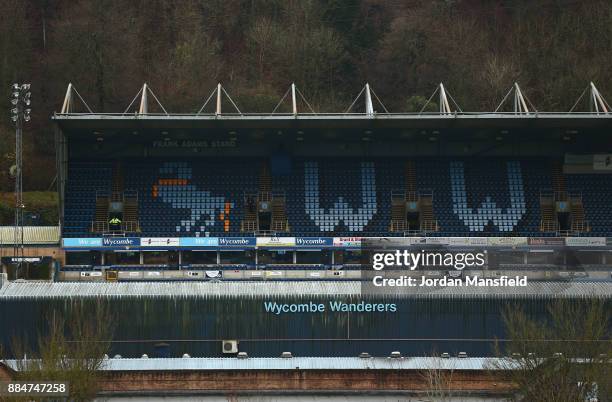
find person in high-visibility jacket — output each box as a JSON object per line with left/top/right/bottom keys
{"left": 109, "top": 217, "right": 122, "bottom": 230}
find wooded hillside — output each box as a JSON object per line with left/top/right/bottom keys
{"left": 1, "top": 0, "right": 611, "bottom": 190}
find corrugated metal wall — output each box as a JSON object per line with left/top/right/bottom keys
{"left": 2, "top": 295, "right": 607, "bottom": 358}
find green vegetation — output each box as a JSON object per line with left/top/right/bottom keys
{"left": 0, "top": 192, "right": 58, "bottom": 225}
{"left": 1, "top": 1, "right": 612, "bottom": 190}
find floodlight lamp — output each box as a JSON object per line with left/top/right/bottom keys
{"left": 11, "top": 98, "right": 18, "bottom": 105}
{"left": 21, "top": 84, "right": 30, "bottom": 90}
{"left": 24, "top": 108, "right": 31, "bottom": 114}
{"left": 24, "top": 99, "right": 30, "bottom": 106}
{"left": 11, "top": 115, "right": 18, "bottom": 122}
{"left": 12, "top": 83, "right": 20, "bottom": 90}
{"left": 12, "top": 91, "right": 20, "bottom": 98}
{"left": 11, "top": 108, "right": 18, "bottom": 114}
{"left": 24, "top": 115, "right": 31, "bottom": 122}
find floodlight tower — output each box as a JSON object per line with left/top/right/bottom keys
{"left": 10, "top": 83, "right": 31, "bottom": 278}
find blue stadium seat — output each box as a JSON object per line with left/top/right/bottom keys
{"left": 62, "top": 158, "right": 611, "bottom": 237}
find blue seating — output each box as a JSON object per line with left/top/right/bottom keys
{"left": 274, "top": 159, "right": 400, "bottom": 235}
{"left": 129, "top": 161, "right": 252, "bottom": 236}
{"left": 63, "top": 162, "right": 113, "bottom": 236}
{"left": 420, "top": 159, "right": 548, "bottom": 235}
{"left": 566, "top": 174, "right": 612, "bottom": 235}
{"left": 61, "top": 158, "right": 611, "bottom": 237}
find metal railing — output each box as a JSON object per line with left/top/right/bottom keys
{"left": 540, "top": 219, "right": 559, "bottom": 232}
{"left": 121, "top": 220, "right": 140, "bottom": 233}
{"left": 403, "top": 229, "right": 422, "bottom": 236}
{"left": 241, "top": 221, "right": 257, "bottom": 232}
{"left": 420, "top": 219, "right": 439, "bottom": 233}
{"left": 540, "top": 189, "right": 582, "bottom": 203}
{"left": 271, "top": 220, "right": 289, "bottom": 232}
{"left": 54, "top": 111, "right": 612, "bottom": 117}
{"left": 243, "top": 190, "right": 285, "bottom": 204}
{"left": 570, "top": 219, "right": 590, "bottom": 233}
{"left": 390, "top": 220, "right": 408, "bottom": 232}
{"left": 418, "top": 189, "right": 434, "bottom": 200}
{"left": 258, "top": 192, "right": 271, "bottom": 203}
{"left": 91, "top": 220, "right": 108, "bottom": 233}
{"left": 124, "top": 189, "right": 139, "bottom": 200}
{"left": 390, "top": 189, "right": 432, "bottom": 203}
{"left": 110, "top": 191, "right": 123, "bottom": 202}
{"left": 91, "top": 220, "right": 140, "bottom": 234}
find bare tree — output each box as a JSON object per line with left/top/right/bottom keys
{"left": 10, "top": 301, "right": 115, "bottom": 401}
{"left": 420, "top": 355, "right": 456, "bottom": 402}
{"left": 494, "top": 299, "right": 611, "bottom": 402}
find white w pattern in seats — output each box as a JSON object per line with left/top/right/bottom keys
{"left": 304, "top": 162, "right": 377, "bottom": 232}
{"left": 450, "top": 161, "right": 526, "bottom": 232}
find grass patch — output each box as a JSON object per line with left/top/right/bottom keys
{"left": 0, "top": 192, "right": 58, "bottom": 225}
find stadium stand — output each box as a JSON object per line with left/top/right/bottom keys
{"left": 62, "top": 158, "right": 611, "bottom": 238}
{"left": 566, "top": 173, "right": 611, "bottom": 235}
{"left": 64, "top": 162, "right": 113, "bottom": 234}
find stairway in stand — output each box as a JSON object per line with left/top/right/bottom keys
{"left": 111, "top": 161, "right": 124, "bottom": 203}
{"left": 271, "top": 193, "right": 289, "bottom": 232}
{"left": 405, "top": 161, "right": 416, "bottom": 196}
{"left": 261, "top": 163, "right": 289, "bottom": 232}
{"left": 419, "top": 195, "right": 438, "bottom": 233}
{"left": 390, "top": 161, "right": 438, "bottom": 234}
{"left": 570, "top": 194, "right": 588, "bottom": 233}
{"left": 390, "top": 200, "right": 407, "bottom": 232}
{"left": 92, "top": 193, "right": 109, "bottom": 233}
{"left": 541, "top": 161, "right": 589, "bottom": 234}
{"left": 539, "top": 192, "right": 557, "bottom": 232}
{"left": 241, "top": 190, "right": 258, "bottom": 233}
{"left": 258, "top": 162, "right": 272, "bottom": 195}
{"left": 123, "top": 191, "right": 140, "bottom": 233}
{"left": 551, "top": 162, "right": 566, "bottom": 197}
